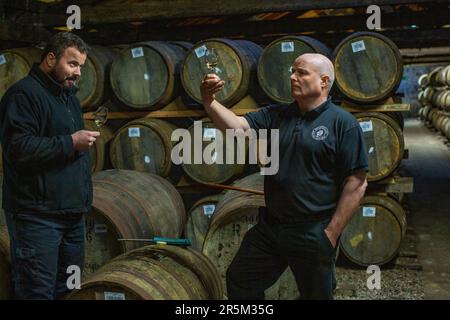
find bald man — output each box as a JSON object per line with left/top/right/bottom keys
{"left": 200, "top": 53, "right": 368, "bottom": 300}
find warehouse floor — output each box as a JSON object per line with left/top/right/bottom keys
{"left": 402, "top": 118, "right": 450, "bottom": 300}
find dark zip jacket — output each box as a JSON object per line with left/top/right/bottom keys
{"left": 0, "top": 64, "right": 92, "bottom": 214}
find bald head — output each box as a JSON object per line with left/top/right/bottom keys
{"left": 294, "top": 53, "right": 335, "bottom": 92}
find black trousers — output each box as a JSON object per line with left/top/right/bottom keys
{"left": 226, "top": 211, "right": 338, "bottom": 300}
{"left": 4, "top": 211, "right": 85, "bottom": 300}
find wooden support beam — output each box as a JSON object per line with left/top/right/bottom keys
{"left": 4, "top": 0, "right": 442, "bottom": 25}
{"left": 0, "top": 21, "right": 51, "bottom": 43}
{"left": 123, "top": 9, "right": 449, "bottom": 43}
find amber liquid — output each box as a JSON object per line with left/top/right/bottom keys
{"left": 94, "top": 118, "right": 105, "bottom": 127}
{"left": 206, "top": 62, "right": 218, "bottom": 70}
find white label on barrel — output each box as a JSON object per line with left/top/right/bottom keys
{"left": 0, "top": 55, "right": 5, "bottom": 65}
{"left": 144, "top": 155, "right": 151, "bottom": 164}
{"left": 362, "top": 207, "right": 376, "bottom": 217}
{"left": 281, "top": 41, "right": 294, "bottom": 53}
{"left": 128, "top": 127, "right": 140, "bottom": 137}
{"left": 203, "top": 128, "right": 216, "bottom": 139}
{"left": 195, "top": 45, "right": 207, "bottom": 58}
{"left": 104, "top": 291, "right": 125, "bottom": 300}
{"left": 203, "top": 204, "right": 216, "bottom": 216}
{"left": 94, "top": 224, "right": 107, "bottom": 234}
{"left": 351, "top": 40, "right": 366, "bottom": 53}
{"left": 131, "top": 47, "right": 144, "bottom": 58}
{"left": 359, "top": 120, "right": 373, "bottom": 132}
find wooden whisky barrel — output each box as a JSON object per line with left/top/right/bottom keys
{"left": 181, "top": 38, "right": 263, "bottom": 107}
{"left": 428, "top": 108, "right": 440, "bottom": 125}
{"left": 0, "top": 47, "right": 42, "bottom": 99}
{"left": 184, "top": 194, "right": 222, "bottom": 252}
{"left": 83, "top": 169, "right": 185, "bottom": 279}
{"left": 109, "top": 42, "right": 186, "bottom": 110}
{"left": 434, "top": 90, "right": 450, "bottom": 111}
{"left": 436, "top": 115, "right": 450, "bottom": 133}
{"left": 417, "top": 107, "right": 424, "bottom": 120}
{"left": 333, "top": 32, "right": 403, "bottom": 104}
{"left": 202, "top": 173, "right": 300, "bottom": 300}
{"left": 109, "top": 118, "right": 177, "bottom": 177}
{"left": 76, "top": 46, "right": 114, "bottom": 111}
{"left": 257, "top": 36, "right": 331, "bottom": 104}
{"left": 84, "top": 120, "right": 114, "bottom": 173}
{"left": 0, "top": 227, "right": 12, "bottom": 299}
{"left": 423, "top": 86, "right": 435, "bottom": 103}
{"left": 417, "top": 90, "right": 426, "bottom": 105}
{"left": 354, "top": 112, "right": 404, "bottom": 181}
{"left": 340, "top": 195, "right": 406, "bottom": 266}
{"left": 180, "top": 119, "right": 246, "bottom": 184}
{"left": 417, "top": 74, "right": 429, "bottom": 88}
{"left": 422, "top": 105, "right": 431, "bottom": 121}
{"left": 428, "top": 66, "right": 444, "bottom": 87}
{"left": 443, "top": 118, "right": 450, "bottom": 140}
{"left": 67, "top": 244, "right": 223, "bottom": 300}
{"left": 436, "top": 65, "right": 450, "bottom": 87}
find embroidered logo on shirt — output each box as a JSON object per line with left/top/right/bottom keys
{"left": 311, "top": 126, "right": 329, "bottom": 141}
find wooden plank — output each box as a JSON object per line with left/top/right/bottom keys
{"left": 369, "top": 177, "right": 414, "bottom": 193}
{"left": 84, "top": 95, "right": 260, "bottom": 120}
{"left": 343, "top": 104, "right": 411, "bottom": 112}
{"left": 56, "top": 0, "right": 440, "bottom": 24}
{"left": 84, "top": 102, "right": 409, "bottom": 120}
{"left": 83, "top": 108, "right": 263, "bottom": 120}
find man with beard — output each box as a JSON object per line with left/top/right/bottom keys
{"left": 0, "top": 32, "right": 99, "bottom": 299}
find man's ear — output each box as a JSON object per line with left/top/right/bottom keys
{"left": 321, "top": 75, "right": 330, "bottom": 88}
{"left": 45, "top": 52, "right": 57, "bottom": 68}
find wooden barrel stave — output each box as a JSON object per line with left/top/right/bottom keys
{"left": 181, "top": 119, "right": 246, "bottom": 184}
{"left": 340, "top": 195, "right": 406, "bottom": 266}
{"left": 0, "top": 47, "right": 42, "bottom": 99}
{"left": 109, "top": 118, "right": 177, "bottom": 177}
{"left": 83, "top": 169, "right": 185, "bottom": 279}
{"left": 354, "top": 112, "right": 404, "bottom": 181}
{"left": 76, "top": 46, "right": 115, "bottom": 111}
{"left": 110, "top": 42, "right": 186, "bottom": 110}
{"left": 181, "top": 38, "right": 263, "bottom": 107}
{"left": 257, "top": 35, "right": 331, "bottom": 103}
{"left": 84, "top": 120, "right": 114, "bottom": 173}
{"left": 67, "top": 245, "right": 223, "bottom": 300}
{"left": 184, "top": 194, "right": 222, "bottom": 252}
{"left": 333, "top": 32, "right": 403, "bottom": 104}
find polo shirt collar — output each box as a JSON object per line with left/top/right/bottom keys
{"left": 293, "top": 97, "right": 331, "bottom": 120}
{"left": 29, "top": 63, "right": 78, "bottom": 97}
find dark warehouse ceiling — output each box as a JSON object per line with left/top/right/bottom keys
{"left": 0, "top": 0, "right": 449, "bottom": 49}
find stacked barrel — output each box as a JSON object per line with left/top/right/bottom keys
{"left": 1, "top": 32, "right": 412, "bottom": 299}
{"left": 418, "top": 65, "right": 450, "bottom": 141}
{"left": 330, "top": 33, "right": 408, "bottom": 267}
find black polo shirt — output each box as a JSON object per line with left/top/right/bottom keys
{"left": 243, "top": 98, "right": 368, "bottom": 221}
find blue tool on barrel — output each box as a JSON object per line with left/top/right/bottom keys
{"left": 118, "top": 237, "right": 191, "bottom": 246}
